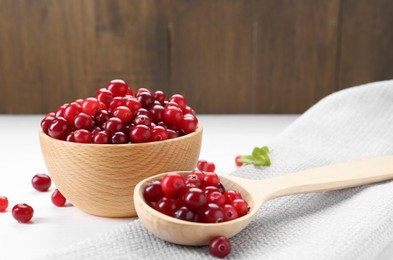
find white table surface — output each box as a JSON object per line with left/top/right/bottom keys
{"left": 1, "top": 114, "right": 392, "bottom": 260}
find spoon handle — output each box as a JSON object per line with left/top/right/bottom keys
{"left": 264, "top": 156, "right": 393, "bottom": 200}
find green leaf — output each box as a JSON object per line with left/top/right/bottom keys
{"left": 252, "top": 147, "right": 264, "bottom": 158}
{"left": 238, "top": 145, "right": 271, "bottom": 168}
{"left": 253, "top": 157, "right": 266, "bottom": 166}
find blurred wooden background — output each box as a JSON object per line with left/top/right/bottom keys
{"left": 0, "top": 0, "right": 392, "bottom": 114}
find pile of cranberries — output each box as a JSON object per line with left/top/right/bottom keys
{"left": 143, "top": 170, "right": 249, "bottom": 223}
{"left": 41, "top": 79, "right": 198, "bottom": 144}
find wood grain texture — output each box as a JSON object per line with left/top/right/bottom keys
{"left": 39, "top": 127, "right": 202, "bottom": 217}
{"left": 338, "top": 0, "right": 393, "bottom": 89}
{"left": 252, "top": 0, "right": 340, "bottom": 113}
{"left": 169, "top": 0, "right": 254, "bottom": 113}
{"left": 1, "top": 1, "right": 393, "bottom": 114}
{"left": 0, "top": 0, "right": 168, "bottom": 113}
{"left": 135, "top": 156, "right": 393, "bottom": 245}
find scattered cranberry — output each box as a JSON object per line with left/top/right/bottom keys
{"left": 235, "top": 155, "right": 243, "bottom": 167}
{"left": 143, "top": 170, "right": 249, "bottom": 224}
{"left": 209, "top": 236, "right": 231, "bottom": 258}
{"left": 204, "top": 162, "right": 216, "bottom": 172}
{"left": 0, "top": 196, "right": 9, "bottom": 212}
{"left": 31, "top": 173, "right": 52, "bottom": 192}
{"left": 51, "top": 189, "right": 66, "bottom": 207}
{"left": 197, "top": 160, "right": 216, "bottom": 172}
{"left": 12, "top": 203, "right": 34, "bottom": 223}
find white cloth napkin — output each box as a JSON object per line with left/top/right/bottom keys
{"left": 42, "top": 80, "right": 393, "bottom": 260}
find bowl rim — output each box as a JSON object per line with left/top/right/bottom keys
{"left": 39, "top": 125, "right": 203, "bottom": 147}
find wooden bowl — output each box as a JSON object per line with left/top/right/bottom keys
{"left": 39, "top": 126, "right": 203, "bottom": 218}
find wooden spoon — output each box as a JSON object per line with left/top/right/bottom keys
{"left": 134, "top": 156, "right": 393, "bottom": 246}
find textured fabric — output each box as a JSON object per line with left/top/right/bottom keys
{"left": 43, "top": 80, "right": 393, "bottom": 260}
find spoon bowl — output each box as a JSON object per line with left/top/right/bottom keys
{"left": 134, "top": 156, "right": 393, "bottom": 245}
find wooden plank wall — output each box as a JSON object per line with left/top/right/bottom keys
{"left": 0, "top": 0, "right": 392, "bottom": 114}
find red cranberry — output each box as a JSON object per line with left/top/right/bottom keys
{"left": 0, "top": 196, "right": 9, "bottom": 212}
{"left": 181, "top": 187, "right": 207, "bottom": 211}
{"left": 169, "top": 94, "right": 187, "bottom": 110}
{"left": 93, "top": 131, "right": 111, "bottom": 144}
{"left": 130, "top": 125, "right": 151, "bottom": 143}
{"left": 55, "top": 104, "right": 67, "bottom": 118}
{"left": 112, "top": 106, "right": 133, "bottom": 123}
{"left": 74, "top": 112, "right": 94, "bottom": 130}
{"left": 163, "top": 106, "right": 183, "bottom": 128}
{"left": 94, "top": 110, "right": 110, "bottom": 126}
{"left": 111, "top": 131, "right": 128, "bottom": 144}
{"left": 223, "top": 204, "right": 238, "bottom": 221}
{"left": 204, "top": 162, "right": 216, "bottom": 172}
{"left": 109, "top": 96, "right": 127, "bottom": 110}
{"left": 66, "top": 132, "right": 75, "bottom": 142}
{"left": 74, "top": 129, "right": 93, "bottom": 143}
{"left": 235, "top": 155, "right": 243, "bottom": 166}
{"left": 31, "top": 173, "right": 51, "bottom": 192}
{"left": 199, "top": 203, "right": 224, "bottom": 223}
{"left": 95, "top": 88, "right": 114, "bottom": 107}
{"left": 12, "top": 203, "right": 34, "bottom": 223}
{"left": 106, "top": 79, "right": 129, "bottom": 97}
{"left": 82, "top": 97, "right": 101, "bottom": 116}
{"left": 160, "top": 173, "right": 186, "bottom": 197}
{"left": 135, "top": 88, "right": 151, "bottom": 97}
{"left": 135, "top": 108, "right": 152, "bottom": 119}
{"left": 124, "top": 96, "right": 142, "bottom": 113}
{"left": 183, "top": 106, "right": 195, "bottom": 115}
{"left": 231, "top": 199, "right": 249, "bottom": 217}
{"left": 192, "top": 170, "right": 206, "bottom": 181}
{"left": 209, "top": 236, "right": 231, "bottom": 258}
{"left": 204, "top": 186, "right": 220, "bottom": 196}
{"left": 133, "top": 115, "right": 151, "bottom": 126}
{"left": 105, "top": 117, "right": 124, "bottom": 134}
{"left": 51, "top": 189, "right": 66, "bottom": 206}
{"left": 143, "top": 180, "right": 164, "bottom": 202}
{"left": 150, "top": 126, "right": 168, "bottom": 142}
{"left": 174, "top": 206, "right": 195, "bottom": 221}
{"left": 203, "top": 172, "right": 219, "bottom": 186}
{"left": 197, "top": 160, "right": 207, "bottom": 171}
{"left": 41, "top": 114, "right": 55, "bottom": 134}
{"left": 64, "top": 102, "right": 82, "bottom": 125}
{"left": 180, "top": 114, "right": 198, "bottom": 134}
{"left": 155, "top": 197, "right": 181, "bottom": 216}
{"left": 167, "top": 129, "right": 179, "bottom": 139}
{"left": 185, "top": 174, "right": 203, "bottom": 188}
{"left": 150, "top": 104, "right": 165, "bottom": 124}
{"left": 48, "top": 117, "right": 72, "bottom": 140}
{"left": 137, "top": 92, "right": 155, "bottom": 109}
{"left": 224, "top": 190, "right": 242, "bottom": 204}
{"left": 154, "top": 90, "right": 166, "bottom": 104}
{"left": 207, "top": 191, "right": 225, "bottom": 207}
